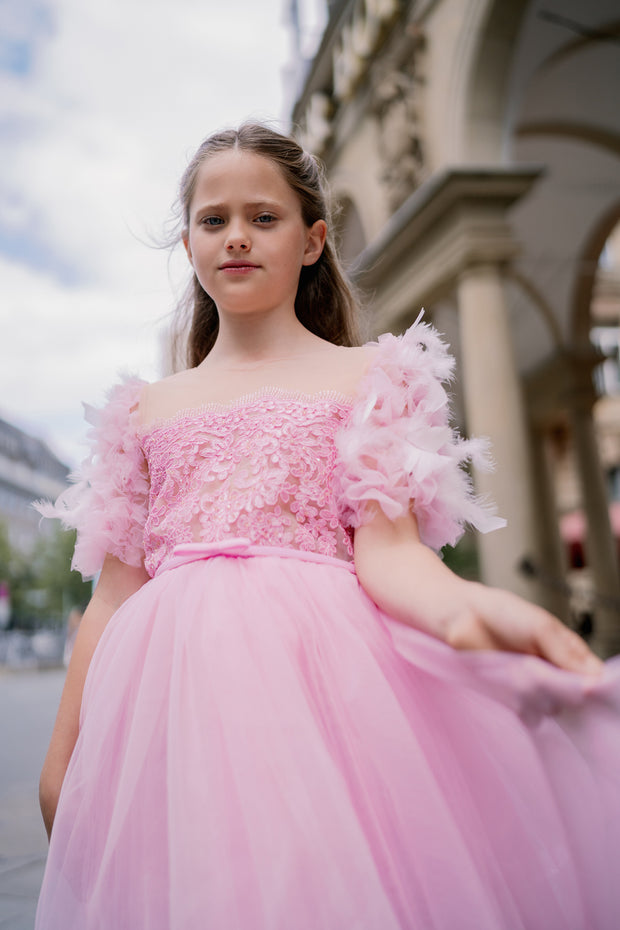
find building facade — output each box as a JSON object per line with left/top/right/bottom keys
{"left": 291, "top": 0, "right": 620, "bottom": 654}
{"left": 0, "top": 417, "right": 69, "bottom": 553}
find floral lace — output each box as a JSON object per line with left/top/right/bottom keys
{"left": 139, "top": 390, "right": 355, "bottom": 577}
{"left": 40, "top": 318, "right": 504, "bottom": 581}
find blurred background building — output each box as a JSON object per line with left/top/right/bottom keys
{"left": 0, "top": 418, "right": 85, "bottom": 660}
{"left": 0, "top": 417, "right": 68, "bottom": 554}
{"left": 290, "top": 0, "right": 620, "bottom": 655}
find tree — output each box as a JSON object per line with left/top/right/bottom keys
{"left": 0, "top": 520, "right": 91, "bottom": 630}
{"left": 30, "top": 525, "right": 92, "bottom": 627}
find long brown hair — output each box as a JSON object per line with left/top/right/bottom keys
{"left": 169, "top": 123, "right": 362, "bottom": 369}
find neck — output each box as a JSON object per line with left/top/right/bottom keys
{"left": 206, "top": 305, "right": 320, "bottom": 367}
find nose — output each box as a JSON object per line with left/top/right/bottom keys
{"left": 225, "top": 223, "right": 250, "bottom": 252}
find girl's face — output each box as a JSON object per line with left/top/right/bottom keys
{"left": 183, "top": 149, "right": 326, "bottom": 318}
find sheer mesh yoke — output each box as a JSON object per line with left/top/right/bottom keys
{"left": 139, "top": 392, "right": 355, "bottom": 576}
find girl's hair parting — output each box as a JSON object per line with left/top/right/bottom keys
{"left": 169, "top": 123, "right": 362, "bottom": 368}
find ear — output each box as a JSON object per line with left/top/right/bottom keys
{"left": 182, "top": 231, "right": 193, "bottom": 267}
{"left": 302, "top": 219, "right": 327, "bottom": 267}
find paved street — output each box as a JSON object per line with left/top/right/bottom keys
{"left": 0, "top": 669, "right": 64, "bottom": 930}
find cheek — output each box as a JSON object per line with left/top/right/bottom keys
{"left": 186, "top": 231, "right": 201, "bottom": 266}
{"left": 188, "top": 235, "right": 214, "bottom": 270}
{"left": 285, "top": 231, "right": 311, "bottom": 266}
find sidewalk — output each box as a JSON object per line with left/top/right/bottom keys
{"left": 0, "top": 669, "right": 64, "bottom": 929}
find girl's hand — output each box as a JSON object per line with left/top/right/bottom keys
{"left": 354, "top": 504, "right": 604, "bottom": 678}
{"left": 447, "top": 583, "right": 604, "bottom": 676}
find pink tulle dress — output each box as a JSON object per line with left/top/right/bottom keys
{"left": 36, "top": 321, "right": 620, "bottom": 930}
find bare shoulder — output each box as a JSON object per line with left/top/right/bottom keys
{"left": 333, "top": 344, "right": 378, "bottom": 391}
{"left": 322, "top": 342, "right": 375, "bottom": 365}
{"left": 137, "top": 368, "right": 204, "bottom": 426}
{"left": 301, "top": 341, "right": 374, "bottom": 396}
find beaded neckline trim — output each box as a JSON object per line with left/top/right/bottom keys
{"left": 137, "top": 386, "right": 355, "bottom": 438}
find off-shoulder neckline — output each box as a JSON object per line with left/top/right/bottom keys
{"left": 133, "top": 318, "right": 434, "bottom": 439}
{"left": 136, "top": 386, "right": 356, "bottom": 439}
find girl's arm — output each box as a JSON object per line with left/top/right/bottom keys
{"left": 354, "top": 502, "right": 602, "bottom": 675}
{"left": 39, "top": 555, "right": 149, "bottom": 840}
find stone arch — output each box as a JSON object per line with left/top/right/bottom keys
{"left": 460, "top": 0, "right": 530, "bottom": 163}
{"left": 572, "top": 201, "right": 620, "bottom": 346}
{"left": 487, "top": 0, "right": 620, "bottom": 358}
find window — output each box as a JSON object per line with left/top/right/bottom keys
{"left": 591, "top": 326, "right": 620, "bottom": 396}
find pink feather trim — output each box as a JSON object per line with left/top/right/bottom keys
{"left": 35, "top": 377, "right": 149, "bottom": 579}
{"left": 335, "top": 318, "right": 506, "bottom": 551}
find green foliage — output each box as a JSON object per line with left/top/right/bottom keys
{"left": 0, "top": 520, "right": 14, "bottom": 572}
{"left": 441, "top": 532, "right": 480, "bottom": 581}
{"left": 0, "top": 521, "right": 91, "bottom": 630}
{"left": 0, "top": 521, "right": 30, "bottom": 625}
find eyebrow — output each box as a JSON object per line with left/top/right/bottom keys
{"left": 193, "top": 200, "right": 282, "bottom": 215}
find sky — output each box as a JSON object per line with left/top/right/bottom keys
{"left": 0, "top": 0, "right": 326, "bottom": 466}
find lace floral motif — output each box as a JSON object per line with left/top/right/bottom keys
{"left": 140, "top": 394, "right": 355, "bottom": 577}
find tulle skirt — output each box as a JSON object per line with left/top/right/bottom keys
{"left": 36, "top": 542, "right": 620, "bottom": 930}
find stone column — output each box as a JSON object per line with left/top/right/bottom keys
{"left": 569, "top": 403, "right": 620, "bottom": 656}
{"left": 528, "top": 428, "right": 572, "bottom": 620}
{"left": 457, "top": 262, "right": 542, "bottom": 601}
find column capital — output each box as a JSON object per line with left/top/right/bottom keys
{"left": 351, "top": 166, "right": 544, "bottom": 330}
{"left": 353, "top": 166, "right": 543, "bottom": 281}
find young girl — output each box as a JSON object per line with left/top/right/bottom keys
{"left": 36, "top": 124, "right": 619, "bottom": 930}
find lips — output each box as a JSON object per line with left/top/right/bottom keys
{"left": 219, "top": 260, "right": 260, "bottom": 272}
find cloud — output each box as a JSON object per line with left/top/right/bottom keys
{"left": 1, "top": 0, "right": 290, "bottom": 282}
{"left": 0, "top": 0, "right": 54, "bottom": 77}
{"left": 0, "top": 0, "right": 298, "bottom": 465}
{"left": 0, "top": 252, "right": 170, "bottom": 464}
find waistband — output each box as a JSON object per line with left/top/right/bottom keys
{"left": 155, "top": 538, "right": 356, "bottom": 577}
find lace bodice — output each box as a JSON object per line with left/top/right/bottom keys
{"left": 139, "top": 391, "right": 355, "bottom": 576}
{"left": 39, "top": 319, "right": 505, "bottom": 579}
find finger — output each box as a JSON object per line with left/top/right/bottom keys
{"left": 532, "top": 616, "right": 603, "bottom": 675}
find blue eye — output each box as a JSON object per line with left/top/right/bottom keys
{"left": 201, "top": 216, "right": 224, "bottom": 226}
{"left": 256, "top": 214, "right": 276, "bottom": 224}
